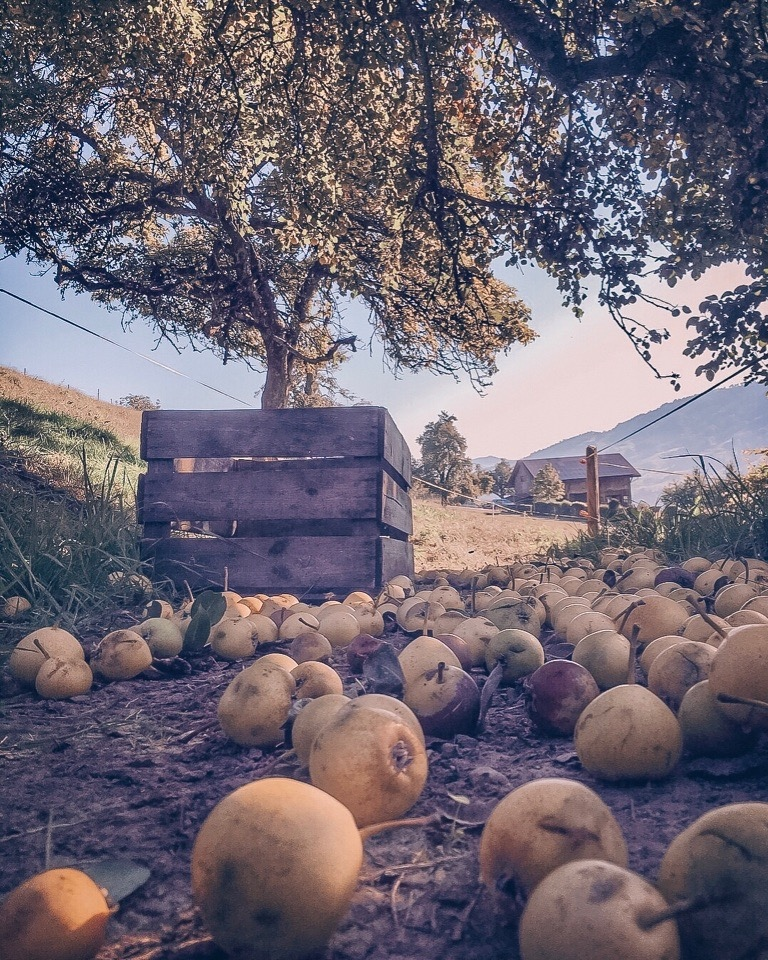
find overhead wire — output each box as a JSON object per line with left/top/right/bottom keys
{"left": 0, "top": 286, "right": 258, "bottom": 408}
{"left": 597, "top": 354, "right": 766, "bottom": 454}
{"left": 2, "top": 285, "right": 764, "bottom": 474}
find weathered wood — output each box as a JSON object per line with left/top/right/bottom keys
{"left": 585, "top": 445, "right": 600, "bottom": 537}
{"left": 145, "top": 533, "right": 414, "bottom": 597}
{"left": 141, "top": 461, "right": 382, "bottom": 524}
{"left": 138, "top": 406, "right": 414, "bottom": 596}
{"left": 140, "top": 408, "right": 411, "bottom": 481}
{"left": 380, "top": 469, "right": 413, "bottom": 537}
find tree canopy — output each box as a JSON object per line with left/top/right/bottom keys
{"left": 2, "top": 0, "right": 767, "bottom": 404}
{"left": 0, "top": 0, "right": 532, "bottom": 407}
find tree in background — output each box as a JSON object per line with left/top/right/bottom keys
{"left": 531, "top": 464, "right": 566, "bottom": 503}
{"left": 492, "top": 459, "right": 514, "bottom": 499}
{"left": 453, "top": 465, "right": 495, "bottom": 505}
{"left": 0, "top": 0, "right": 532, "bottom": 408}
{"left": 416, "top": 412, "right": 473, "bottom": 505}
{"left": 472, "top": 467, "right": 495, "bottom": 498}
{"left": 117, "top": 395, "right": 160, "bottom": 412}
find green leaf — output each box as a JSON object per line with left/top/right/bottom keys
{"left": 183, "top": 609, "right": 212, "bottom": 651}
{"left": 190, "top": 590, "right": 226, "bottom": 625}
{"left": 76, "top": 859, "right": 150, "bottom": 905}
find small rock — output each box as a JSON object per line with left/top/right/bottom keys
{"left": 454, "top": 734, "right": 478, "bottom": 749}
{"left": 468, "top": 765, "right": 510, "bottom": 788}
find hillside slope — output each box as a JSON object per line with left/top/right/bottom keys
{"left": 0, "top": 365, "right": 142, "bottom": 450}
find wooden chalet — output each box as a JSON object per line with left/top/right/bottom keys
{"left": 510, "top": 454, "right": 640, "bottom": 505}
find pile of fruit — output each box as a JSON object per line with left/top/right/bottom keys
{"left": 2, "top": 546, "right": 768, "bottom": 960}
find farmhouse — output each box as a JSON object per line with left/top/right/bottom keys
{"left": 510, "top": 454, "right": 640, "bottom": 505}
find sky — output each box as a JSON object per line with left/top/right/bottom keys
{"left": 0, "top": 253, "right": 747, "bottom": 462}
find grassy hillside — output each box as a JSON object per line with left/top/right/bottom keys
{"left": 0, "top": 365, "right": 142, "bottom": 449}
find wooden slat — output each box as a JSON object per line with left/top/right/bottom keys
{"left": 142, "top": 534, "right": 413, "bottom": 596}
{"left": 379, "top": 537, "right": 415, "bottom": 585}
{"left": 380, "top": 408, "right": 412, "bottom": 487}
{"left": 380, "top": 470, "right": 413, "bottom": 536}
{"left": 140, "top": 461, "right": 381, "bottom": 524}
{"left": 230, "top": 519, "right": 388, "bottom": 538}
{"left": 141, "top": 407, "right": 389, "bottom": 461}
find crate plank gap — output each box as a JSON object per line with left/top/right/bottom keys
{"left": 138, "top": 407, "right": 414, "bottom": 599}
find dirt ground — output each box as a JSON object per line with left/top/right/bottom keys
{"left": 2, "top": 593, "right": 768, "bottom": 960}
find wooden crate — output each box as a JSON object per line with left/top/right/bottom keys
{"left": 138, "top": 407, "right": 413, "bottom": 598}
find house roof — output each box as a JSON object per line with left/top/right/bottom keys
{"left": 512, "top": 454, "right": 641, "bottom": 482}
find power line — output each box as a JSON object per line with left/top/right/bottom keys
{"left": 0, "top": 286, "right": 258, "bottom": 408}
{"left": 598, "top": 354, "right": 766, "bottom": 454}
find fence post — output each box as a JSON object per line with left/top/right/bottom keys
{"left": 585, "top": 445, "right": 600, "bottom": 537}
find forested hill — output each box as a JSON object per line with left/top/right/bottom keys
{"left": 478, "top": 382, "right": 767, "bottom": 505}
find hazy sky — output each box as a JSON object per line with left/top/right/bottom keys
{"left": 0, "top": 254, "right": 745, "bottom": 461}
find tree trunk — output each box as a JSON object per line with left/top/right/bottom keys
{"left": 261, "top": 339, "right": 292, "bottom": 409}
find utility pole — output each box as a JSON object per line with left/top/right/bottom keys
{"left": 585, "top": 445, "right": 600, "bottom": 537}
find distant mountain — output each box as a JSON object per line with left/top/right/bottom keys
{"left": 474, "top": 382, "right": 767, "bottom": 504}
{"left": 473, "top": 455, "right": 513, "bottom": 472}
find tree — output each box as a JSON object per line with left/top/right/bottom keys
{"left": 117, "top": 394, "right": 160, "bottom": 411}
{"left": 472, "top": 466, "right": 496, "bottom": 497}
{"left": 531, "top": 464, "right": 565, "bottom": 502}
{"left": 492, "top": 459, "right": 514, "bottom": 499}
{"left": 0, "top": 0, "right": 532, "bottom": 409}
{"left": 416, "top": 412, "right": 473, "bottom": 505}
{"left": 3, "top": 0, "right": 768, "bottom": 397}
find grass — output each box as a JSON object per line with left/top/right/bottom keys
{"left": 411, "top": 499, "right": 581, "bottom": 572}
{"left": 0, "top": 397, "right": 142, "bottom": 491}
{"left": 0, "top": 398, "right": 147, "bottom": 632}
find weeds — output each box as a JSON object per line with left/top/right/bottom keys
{"left": 562, "top": 454, "right": 768, "bottom": 562}
{"left": 0, "top": 399, "right": 149, "bottom": 633}
{"left": 0, "top": 461, "right": 145, "bottom": 630}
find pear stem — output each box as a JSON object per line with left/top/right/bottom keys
{"left": 638, "top": 894, "right": 718, "bottom": 930}
{"left": 33, "top": 638, "right": 51, "bottom": 660}
{"left": 615, "top": 598, "right": 645, "bottom": 634}
{"left": 694, "top": 599, "right": 728, "bottom": 638}
{"left": 716, "top": 691, "right": 768, "bottom": 712}
{"left": 627, "top": 624, "right": 641, "bottom": 684}
{"left": 359, "top": 814, "right": 438, "bottom": 842}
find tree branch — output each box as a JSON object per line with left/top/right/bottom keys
{"left": 474, "top": 0, "right": 730, "bottom": 89}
